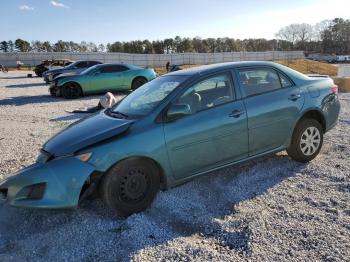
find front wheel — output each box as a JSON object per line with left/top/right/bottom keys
{"left": 287, "top": 118, "right": 323, "bottom": 163}
{"left": 61, "top": 82, "right": 82, "bottom": 99}
{"left": 131, "top": 77, "right": 148, "bottom": 91}
{"left": 100, "top": 158, "right": 160, "bottom": 217}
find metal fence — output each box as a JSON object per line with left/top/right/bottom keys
{"left": 0, "top": 51, "right": 305, "bottom": 68}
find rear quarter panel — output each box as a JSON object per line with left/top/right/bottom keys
{"left": 294, "top": 78, "right": 340, "bottom": 134}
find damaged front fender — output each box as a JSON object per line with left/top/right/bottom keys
{"left": 0, "top": 157, "right": 95, "bottom": 209}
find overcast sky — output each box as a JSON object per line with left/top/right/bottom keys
{"left": 0, "top": 0, "right": 349, "bottom": 44}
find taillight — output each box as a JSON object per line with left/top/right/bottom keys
{"left": 331, "top": 85, "right": 338, "bottom": 94}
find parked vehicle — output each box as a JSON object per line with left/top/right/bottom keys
{"left": 0, "top": 61, "right": 340, "bottom": 217}
{"left": 0, "top": 64, "right": 8, "bottom": 73}
{"left": 49, "top": 63, "right": 157, "bottom": 99}
{"left": 43, "top": 60, "right": 102, "bottom": 83}
{"left": 34, "top": 59, "right": 73, "bottom": 77}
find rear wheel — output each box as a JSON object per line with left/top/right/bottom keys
{"left": 131, "top": 77, "right": 148, "bottom": 91}
{"left": 287, "top": 118, "right": 323, "bottom": 163}
{"left": 100, "top": 158, "right": 160, "bottom": 217}
{"left": 61, "top": 82, "right": 83, "bottom": 99}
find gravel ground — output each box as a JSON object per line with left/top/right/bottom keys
{"left": 0, "top": 71, "right": 349, "bottom": 262}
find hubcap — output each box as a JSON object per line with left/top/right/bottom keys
{"left": 300, "top": 126, "right": 321, "bottom": 156}
{"left": 120, "top": 169, "right": 149, "bottom": 202}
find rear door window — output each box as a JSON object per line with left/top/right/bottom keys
{"left": 279, "top": 73, "right": 293, "bottom": 88}
{"left": 238, "top": 68, "right": 282, "bottom": 96}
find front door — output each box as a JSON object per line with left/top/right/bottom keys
{"left": 89, "top": 65, "right": 129, "bottom": 93}
{"left": 236, "top": 67, "right": 304, "bottom": 156}
{"left": 163, "top": 72, "right": 248, "bottom": 180}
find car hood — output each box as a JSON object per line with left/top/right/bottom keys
{"left": 54, "top": 72, "right": 80, "bottom": 81}
{"left": 44, "top": 111, "right": 135, "bottom": 156}
{"left": 45, "top": 68, "right": 66, "bottom": 75}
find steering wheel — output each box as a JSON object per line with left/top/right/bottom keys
{"left": 212, "top": 96, "right": 231, "bottom": 106}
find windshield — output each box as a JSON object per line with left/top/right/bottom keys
{"left": 64, "top": 61, "right": 78, "bottom": 69}
{"left": 111, "top": 75, "right": 186, "bottom": 117}
{"left": 81, "top": 64, "right": 99, "bottom": 75}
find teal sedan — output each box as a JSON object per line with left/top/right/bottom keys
{"left": 0, "top": 62, "right": 340, "bottom": 217}
{"left": 49, "top": 63, "right": 157, "bottom": 99}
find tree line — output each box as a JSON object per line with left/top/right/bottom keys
{"left": 1, "top": 18, "right": 349, "bottom": 55}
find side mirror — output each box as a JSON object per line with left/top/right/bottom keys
{"left": 167, "top": 104, "right": 191, "bottom": 120}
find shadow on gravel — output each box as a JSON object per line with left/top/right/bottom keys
{"left": 0, "top": 95, "right": 64, "bottom": 106}
{"left": 5, "top": 83, "right": 46, "bottom": 88}
{"left": 0, "top": 95, "right": 102, "bottom": 106}
{"left": 0, "top": 153, "right": 306, "bottom": 260}
{"left": 0, "top": 76, "right": 31, "bottom": 80}
{"left": 50, "top": 113, "right": 88, "bottom": 122}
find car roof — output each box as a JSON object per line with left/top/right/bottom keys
{"left": 166, "top": 61, "right": 286, "bottom": 76}
{"left": 165, "top": 61, "right": 309, "bottom": 82}
{"left": 73, "top": 60, "right": 102, "bottom": 63}
{"left": 95, "top": 63, "right": 142, "bottom": 69}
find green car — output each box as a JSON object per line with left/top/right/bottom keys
{"left": 49, "top": 63, "right": 157, "bottom": 99}
{"left": 0, "top": 62, "right": 340, "bottom": 217}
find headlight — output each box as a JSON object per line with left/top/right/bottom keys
{"left": 75, "top": 152, "right": 93, "bottom": 162}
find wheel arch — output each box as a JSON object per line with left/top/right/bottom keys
{"left": 132, "top": 75, "right": 148, "bottom": 83}
{"left": 296, "top": 109, "right": 326, "bottom": 133}
{"left": 101, "top": 155, "right": 168, "bottom": 190}
{"left": 60, "top": 81, "right": 84, "bottom": 95}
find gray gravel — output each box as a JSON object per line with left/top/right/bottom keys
{"left": 0, "top": 71, "right": 349, "bottom": 261}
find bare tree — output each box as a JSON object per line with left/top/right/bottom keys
{"left": 275, "top": 24, "right": 300, "bottom": 49}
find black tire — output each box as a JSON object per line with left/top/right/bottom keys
{"left": 61, "top": 82, "right": 83, "bottom": 99}
{"left": 100, "top": 158, "right": 160, "bottom": 217}
{"left": 287, "top": 118, "right": 323, "bottom": 163}
{"left": 131, "top": 77, "right": 148, "bottom": 91}
{"left": 49, "top": 87, "right": 56, "bottom": 97}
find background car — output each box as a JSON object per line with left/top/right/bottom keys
{"left": 34, "top": 59, "right": 73, "bottom": 77}
{"left": 49, "top": 63, "right": 157, "bottom": 98}
{"left": 0, "top": 61, "right": 340, "bottom": 217}
{"left": 42, "top": 60, "right": 102, "bottom": 83}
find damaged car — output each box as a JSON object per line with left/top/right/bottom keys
{"left": 0, "top": 61, "right": 340, "bottom": 217}
{"left": 43, "top": 60, "right": 102, "bottom": 83}
{"left": 34, "top": 59, "right": 73, "bottom": 77}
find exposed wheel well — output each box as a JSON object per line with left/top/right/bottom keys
{"left": 79, "top": 156, "right": 167, "bottom": 205}
{"left": 298, "top": 110, "right": 326, "bottom": 133}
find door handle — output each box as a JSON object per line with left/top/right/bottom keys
{"left": 288, "top": 94, "right": 301, "bottom": 101}
{"left": 229, "top": 110, "right": 245, "bottom": 118}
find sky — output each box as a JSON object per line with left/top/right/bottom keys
{"left": 0, "top": 0, "right": 349, "bottom": 44}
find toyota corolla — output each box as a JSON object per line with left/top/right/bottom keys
{"left": 0, "top": 62, "right": 340, "bottom": 217}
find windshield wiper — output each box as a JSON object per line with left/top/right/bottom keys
{"left": 107, "top": 110, "right": 128, "bottom": 119}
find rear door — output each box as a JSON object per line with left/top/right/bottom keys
{"left": 163, "top": 72, "right": 248, "bottom": 180}
{"left": 236, "top": 67, "right": 304, "bottom": 156}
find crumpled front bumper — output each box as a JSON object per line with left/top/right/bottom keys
{"left": 0, "top": 157, "right": 95, "bottom": 209}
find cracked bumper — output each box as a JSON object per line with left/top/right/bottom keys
{"left": 0, "top": 157, "right": 95, "bottom": 209}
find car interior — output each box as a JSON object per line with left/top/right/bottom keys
{"left": 239, "top": 69, "right": 282, "bottom": 96}
{"left": 177, "top": 74, "right": 234, "bottom": 114}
